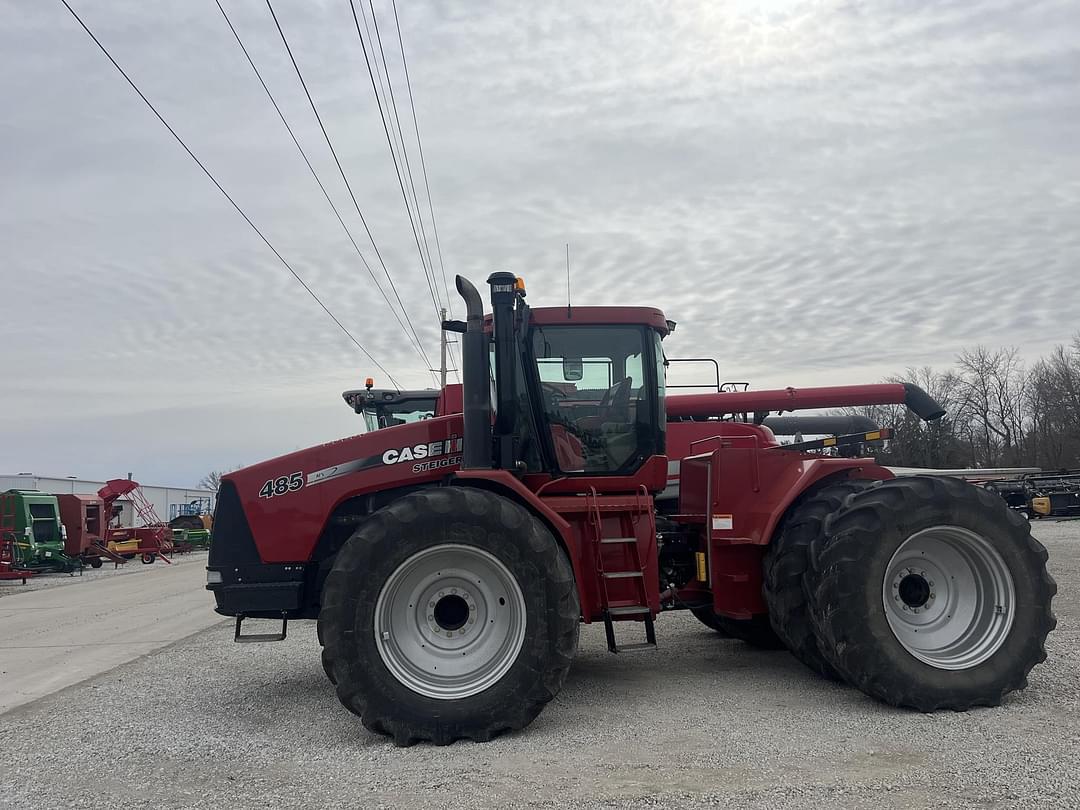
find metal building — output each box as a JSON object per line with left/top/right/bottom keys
{"left": 0, "top": 473, "right": 214, "bottom": 528}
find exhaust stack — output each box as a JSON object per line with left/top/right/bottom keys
{"left": 455, "top": 275, "right": 491, "bottom": 470}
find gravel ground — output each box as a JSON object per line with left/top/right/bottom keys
{"left": 0, "top": 549, "right": 208, "bottom": 599}
{"left": 1, "top": 523, "right": 1076, "bottom": 809}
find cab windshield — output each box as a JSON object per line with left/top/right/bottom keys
{"left": 530, "top": 325, "right": 662, "bottom": 473}
{"left": 362, "top": 397, "right": 436, "bottom": 432}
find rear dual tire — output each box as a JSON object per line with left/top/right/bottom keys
{"left": 806, "top": 476, "right": 1056, "bottom": 710}
{"left": 763, "top": 479, "right": 873, "bottom": 679}
{"left": 690, "top": 607, "right": 784, "bottom": 648}
{"left": 319, "top": 487, "right": 579, "bottom": 746}
{"left": 694, "top": 479, "right": 874, "bottom": 661}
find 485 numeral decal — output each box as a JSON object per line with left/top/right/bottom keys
{"left": 258, "top": 471, "right": 304, "bottom": 499}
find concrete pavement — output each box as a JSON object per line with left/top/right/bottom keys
{"left": 0, "top": 553, "right": 224, "bottom": 713}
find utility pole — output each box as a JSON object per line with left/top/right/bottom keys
{"left": 439, "top": 307, "right": 448, "bottom": 389}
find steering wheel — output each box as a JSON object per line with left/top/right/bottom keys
{"left": 598, "top": 377, "right": 632, "bottom": 421}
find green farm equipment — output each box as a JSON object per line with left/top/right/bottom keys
{"left": 171, "top": 527, "right": 212, "bottom": 554}
{"left": 0, "top": 490, "right": 83, "bottom": 575}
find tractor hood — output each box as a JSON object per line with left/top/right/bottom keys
{"left": 219, "top": 413, "right": 466, "bottom": 564}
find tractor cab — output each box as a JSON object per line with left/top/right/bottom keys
{"left": 521, "top": 310, "right": 667, "bottom": 475}
{"left": 454, "top": 273, "right": 670, "bottom": 482}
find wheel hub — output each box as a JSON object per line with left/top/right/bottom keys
{"left": 895, "top": 570, "right": 934, "bottom": 611}
{"left": 374, "top": 544, "right": 527, "bottom": 700}
{"left": 433, "top": 593, "right": 471, "bottom": 632}
{"left": 882, "top": 525, "right": 1015, "bottom": 670}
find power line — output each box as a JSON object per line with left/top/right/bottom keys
{"left": 347, "top": 0, "right": 444, "bottom": 326}
{"left": 391, "top": 0, "right": 453, "bottom": 320}
{"left": 365, "top": 0, "right": 437, "bottom": 307}
{"left": 388, "top": 0, "right": 458, "bottom": 383}
{"left": 215, "top": 0, "right": 430, "bottom": 374}
{"left": 58, "top": 0, "right": 400, "bottom": 387}
{"left": 351, "top": 0, "right": 457, "bottom": 386}
{"left": 265, "top": 0, "right": 438, "bottom": 386}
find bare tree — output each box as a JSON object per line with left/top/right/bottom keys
{"left": 953, "top": 347, "right": 1027, "bottom": 466}
{"left": 1026, "top": 335, "right": 1080, "bottom": 468}
{"left": 834, "top": 338, "right": 1079, "bottom": 471}
{"left": 198, "top": 470, "right": 227, "bottom": 492}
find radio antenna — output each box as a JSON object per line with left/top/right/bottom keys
{"left": 565, "top": 242, "right": 572, "bottom": 317}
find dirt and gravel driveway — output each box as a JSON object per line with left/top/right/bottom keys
{"left": 0, "top": 522, "right": 1076, "bottom": 809}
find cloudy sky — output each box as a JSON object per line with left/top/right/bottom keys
{"left": 2, "top": 0, "right": 1078, "bottom": 486}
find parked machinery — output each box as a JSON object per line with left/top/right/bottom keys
{"left": 169, "top": 497, "right": 214, "bottom": 531}
{"left": 98, "top": 479, "right": 173, "bottom": 565}
{"left": 208, "top": 274, "right": 1055, "bottom": 745}
{"left": 982, "top": 470, "right": 1080, "bottom": 518}
{"left": 343, "top": 380, "right": 446, "bottom": 431}
{"left": 55, "top": 493, "right": 131, "bottom": 568}
{"left": 0, "top": 490, "right": 82, "bottom": 575}
{"left": 1026, "top": 470, "right": 1080, "bottom": 518}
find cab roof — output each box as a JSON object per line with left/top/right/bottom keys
{"left": 483, "top": 306, "right": 671, "bottom": 335}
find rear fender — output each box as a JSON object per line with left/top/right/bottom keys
{"left": 759, "top": 459, "right": 893, "bottom": 545}
{"left": 765, "top": 464, "right": 892, "bottom": 543}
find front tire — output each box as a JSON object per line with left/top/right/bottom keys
{"left": 806, "top": 476, "right": 1056, "bottom": 711}
{"left": 319, "top": 487, "right": 580, "bottom": 745}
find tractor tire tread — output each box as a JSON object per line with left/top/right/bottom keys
{"left": 763, "top": 478, "right": 874, "bottom": 679}
{"left": 318, "top": 486, "right": 579, "bottom": 746}
{"left": 805, "top": 476, "right": 1056, "bottom": 712}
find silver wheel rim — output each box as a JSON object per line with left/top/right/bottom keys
{"left": 882, "top": 525, "right": 1015, "bottom": 670}
{"left": 374, "top": 543, "right": 527, "bottom": 700}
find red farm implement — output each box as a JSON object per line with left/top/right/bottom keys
{"left": 98, "top": 479, "right": 173, "bottom": 565}
{"left": 0, "top": 496, "right": 30, "bottom": 583}
{"left": 0, "top": 531, "right": 35, "bottom": 584}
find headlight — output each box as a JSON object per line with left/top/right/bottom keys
{"left": 206, "top": 570, "right": 223, "bottom": 585}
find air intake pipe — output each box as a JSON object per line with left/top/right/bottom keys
{"left": 455, "top": 275, "right": 491, "bottom": 470}
{"left": 487, "top": 272, "right": 520, "bottom": 470}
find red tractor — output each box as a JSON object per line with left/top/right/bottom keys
{"left": 207, "top": 273, "right": 1055, "bottom": 745}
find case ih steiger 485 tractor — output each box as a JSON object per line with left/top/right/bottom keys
{"left": 207, "top": 273, "right": 1055, "bottom": 746}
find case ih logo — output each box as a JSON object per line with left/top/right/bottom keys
{"left": 381, "top": 437, "right": 464, "bottom": 466}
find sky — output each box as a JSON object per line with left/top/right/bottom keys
{"left": 1, "top": 0, "right": 1078, "bottom": 486}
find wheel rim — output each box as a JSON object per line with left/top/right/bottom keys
{"left": 374, "top": 543, "right": 527, "bottom": 700}
{"left": 882, "top": 525, "right": 1015, "bottom": 670}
